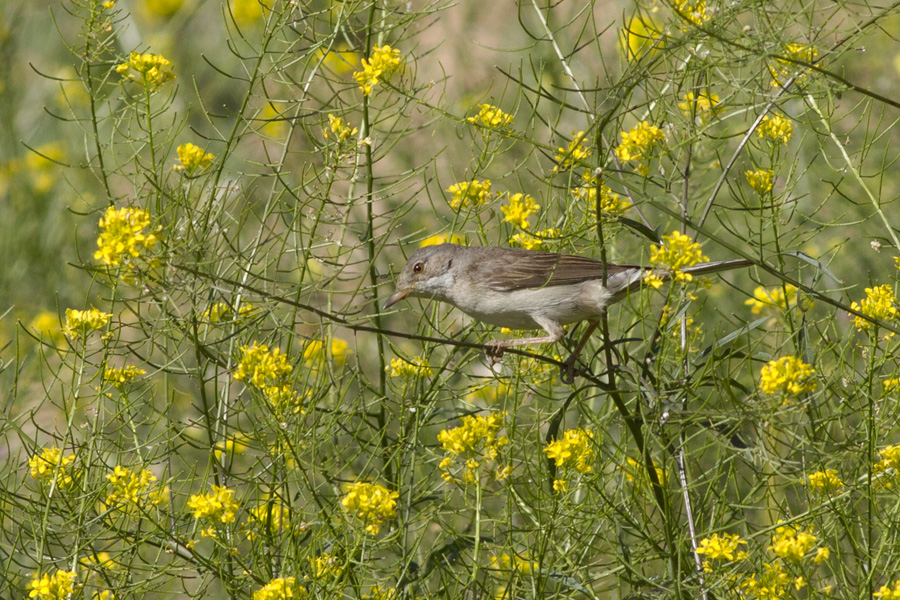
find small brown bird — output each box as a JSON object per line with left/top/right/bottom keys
{"left": 384, "top": 244, "right": 750, "bottom": 379}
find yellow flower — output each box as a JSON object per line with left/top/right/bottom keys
{"left": 467, "top": 104, "right": 513, "bottom": 129}
{"left": 103, "top": 365, "right": 147, "bottom": 389}
{"left": 649, "top": 231, "right": 708, "bottom": 282}
{"left": 29, "top": 447, "right": 77, "bottom": 488}
{"left": 93, "top": 206, "right": 159, "bottom": 269}
{"left": 672, "top": 0, "right": 710, "bottom": 25}
{"left": 745, "top": 168, "right": 774, "bottom": 194}
{"left": 623, "top": 457, "right": 666, "bottom": 485}
{"left": 438, "top": 413, "right": 509, "bottom": 484}
{"left": 302, "top": 338, "right": 350, "bottom": 368}
{"left": 510, "top": 227, "right": 559, "bottom": 250}
{"left": 850, "top": 284, "right": 898, "bottom": 330}
{"left": 386, "top": 356, "right": 434, "bottom": 378}
{"left": 324, "top": 113, "right": 358, "bottom": 141}
{"left": 553, "top": 130, "right": 592, "bottom": 172}
{"left": 620, "top": 14, "right": 664, "bottom": 61}
{"left": 813, "top": 547, "right": 830, "bottom": 564}
{"left": 759, "top": 356, "right": 816, "bottom": 397}
{"left": 215, "top": 434, "right": 251, "bottom": 461}
{"left": 115, "top": 52, "right": 174, "bottom": 90}
{"left": 770, "top": 523, "right": 817, "bottom": 563}
{"left": 573, "top": 177, "right": 631, "bottom": 217}
{"left": 340, "top": 482, "right": 398, "bottom": 535}
{"left": 174, "top": 143, "right": 214, "bottom": 174}
{"left": 27, "top": 570, "right": 77, "bottom": 600}
{"left": 202, "top": 301, "right": 258, "bottom": 324}
{"left": 309, "top": 553, "right": 341, "bottom": 579}
{"left": 769, "top": 43, "right": 819, "bottom": 87}
{"left": 62, "top": 308, "right": 112, "bottom": 339}
{"left": 142, "top": 0, "right": 184, "bottom": 18}
{"left": 615, "top": 121, "right": 666, "bottom": 175}
{"left": 105, "top": 466, "right": 167, "bottom": 510}
{"left": 447, "top": 179, "right": 493, "bottom": 210}
{"left": 244, "top": 501, "right": 291, "bottom": 540}
{"left": 885, "top": 378, "right": 900, "bottom": 392}
{"left": 678, "top": 92, "right": 719, "bottom": 121}
{"left": 419, "top": 233, "right": 465, "bottom": 247}
{"left": 233, "top": 344, "right": 293, "bottom": 388}
{"left": 806, "top": 469, "right": 844, "bottom": 494}
{"left": 757, "top": 114, "right": 793, "bottom": 145}
{"left": 745, "top": 285, "right": 800, "bottom": 315}
{"left": 696, "top": 533, "right": 748, "bottom": 563}
{"left": 500, "top": 193, "right": 540, "bottom": 230}
{"left": 544, "top": 429, "right": 594, "bottom": 474}
{"left": 252, "top": 577, "right": 307, "bottom": 600}
{"left": 29, "top": 311, "right": 63, "bottom": 343}
{"left": 188, "top": 485, "right": 240, "bottom": 536}
{"left": 353, "top": 45, "right": 403, "bottom": 95}
{"left": 875, "top": 581, "right": 900, "bottom": 600}
{"left": 742, "top": 561, "right": 793, "bottom": 598}
{"left": 230, "top": 0, "right": 266, "bottom": 26}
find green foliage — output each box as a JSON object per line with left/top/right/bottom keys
{"left": 3, "top": 0, "right": 900, "bottom": 598}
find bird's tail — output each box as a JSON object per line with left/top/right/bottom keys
{"left": 613, "top": 258, "right": 752, "bottom": 304}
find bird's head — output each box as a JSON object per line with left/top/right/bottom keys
{"left": 383, "top": 244, "right": 463, "bottom": 309}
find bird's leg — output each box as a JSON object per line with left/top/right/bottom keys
{"left": 560, "top": 320, "right": 599, "bottom": 384}
{"left": 484, "top": 317, "right": 564, "bottom": 362}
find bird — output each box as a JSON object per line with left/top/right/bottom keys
{"left": 384, "top": 244, "right": 750, "bottom": 380}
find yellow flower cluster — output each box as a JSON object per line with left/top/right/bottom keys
{"left": 745, "top": 168, "right": 774, "bottom": 194}
{"left": 353, "top": 45, "right": 403, "bottom": 95}
{"left": 759, "top": 356, "right": 816, "bottom": 397}
{"left": 115, "top": 52, "right": 175, "bottom": 90}
{"left": 105, "top": 466, "right": 166, "bottom": 510}
{"left": 29, "top": 447, "right": 76, "bottom": 488}
{"left": 770, "top": 523, "right": 817, "bottom": 563}
{"left": 769, "top": 43, "right": 819, "bottom": 86}
{"left": 673, "top": 0, "right": 710, "bottom": 25}
{"left": 386, "top": 356, "right": 433, "bottom": 378}
{"left": 850, "top": 284, "right": 898, "bottom": 330}
{"left": 501, "top": 193, "right": 540, "bottom": 230}
{"left": 243, "top": 502, "right": 291, "bottom": 540}
{"left": 27, "top": 570, "right": 77, "bottom": 600}
{"left": 490, "top": 553, "right": 538, "bottom": 573}
{"left": 874, "top": 445, "right": 900, "bottom": 487}
{"left": 340, "top": 481, "right": 398, "bottom": 535}
{"left": 741, "top": 561, "right": 793, "bottom": 599}
{"left": 806, "top": 469, "right": 844, "bottom": 494}
{"left": 623, "top": 456, "right": 666, "bottom": 486}
{"left": 615, "top": 121, "right": 665, "bottom": 175}
{"left": 188, "top": 485, "right": 240, "bottom": 537}
{"left": 876, "top": 581, "right": 900, "bottom": 600}
{"left": 324, "top": 113, "right": 358, "bottom": 141}
{"left": 745, "top": 285, "right": 800, "bottom": 315}
{"left": 303, "top": 338, "right": 350, "bottom": 368}
{"left": 252, "top": 576, "right": 306, "bottom": 600}
{"left": 419, "top": 233, "right": 465, "bottom": 247}
{"left": 309, "top": 553, "right": 341, "bottom": 579}
{"left": 696, "top": 533, "right": 747, "bottom": 572}
{"left": 438, "top": 412, "right": 509, "bottom": 484}
{"left": 62, "top": 307, "right": 112, "bottom": 339}
{"left": 94, "top": 206, "right": 159, "bottom": 268}
{"left": 647, "top": 230, "right": 709, "bottom": 283}
{"left": 174, "top": 143, "right": 214, "bottom": 174}
{"left": 103, "top": 365, "right": 146, "bottom": 388}
{"left": 510, "top": 228, "right": 560, "bottom": 250}
{"left": 233, "top": 344, "right": 293, "bottom": 388}
{"left": 553, "top": 130, "right": 592, "bottom": 172}
{"left": 203, "top": 301, "right": 258, "bottom": 323}
{"left": 885, "top": 378, "right": 900, "bottom": 392}
{"left": 757, "top": 114, "right": 793, "bottom": 145}
{"left": 467, "top": 104, "right": 513, "bottom": 129}
{"left": 545, "top": 429, "right": 595, "bottom": 492}
{"left": 620, "top": 15, "right": 664, "bottom": 61}
{"left": 446, "top": 179, "right": 493, "bottom": 210}
{"left": 573, "top": 178, "right": 631, "bottom": 218}
{"left": 678, "top": 91, "right": 719, "bottom": 120}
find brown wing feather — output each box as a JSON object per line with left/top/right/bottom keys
{"left": 472, "top": 248, "right": 641, "bottom": 291}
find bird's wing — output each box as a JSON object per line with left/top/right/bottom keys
{"left": 478, "top": 250, "right": 641, "bottom": 291}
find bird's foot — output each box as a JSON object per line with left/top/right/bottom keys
{"left": 484, "top": 340, "right": 507, "bottom": 365}
{"left": 560, "top": 354, "right": 578, "bottom": 384}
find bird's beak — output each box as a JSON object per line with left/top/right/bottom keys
{"left": 383, "top": 288, "right": 410, "bottom": 310}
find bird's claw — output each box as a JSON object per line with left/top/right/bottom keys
{"left": 484, "top": 341, "right": 506, "bottom": 365}
{"left": 560, "top": 355, "right": 577, "bottom": 384}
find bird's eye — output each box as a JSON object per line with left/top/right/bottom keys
{"left": 413, "top": 262, "right": 424, "bottom": 274}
